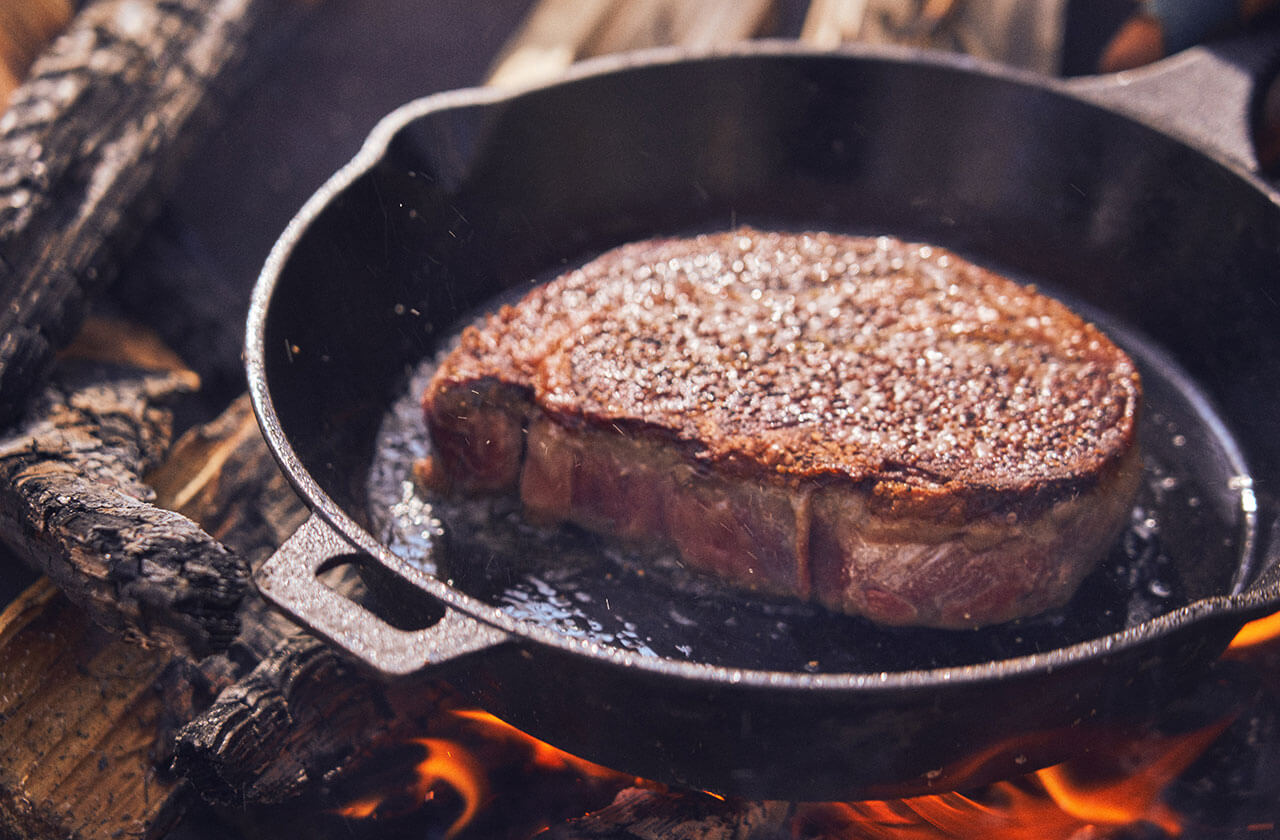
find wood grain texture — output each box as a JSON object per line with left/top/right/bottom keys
{"left": 0, "top": 578, "right": 183, "bottom": 840}
{"left": 0, "top": 363, "right": 317, "bottom": 838}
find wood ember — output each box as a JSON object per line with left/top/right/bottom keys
{"left": 0, "top": 577, "right": 185, "bottom": 840}
{"left": 0, "top": 0, "right": 300, "bottom": 425}
{"left": 0, "top": 318, "right": 248, "bottom": 658}
{"left": 540, "top": 787, "right": 795, "bottom": 840}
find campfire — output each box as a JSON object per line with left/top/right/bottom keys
{"left": 324, "top": 708, "right": 1226, "bottom": 839}
{"left": 4, "top": 504, "right": 1278, "bottom": 840}
{"left": 277, "top": 618, "right": 1252, "bottom": 840}
{"left": 4, "top": 1, "right": 1280, "bottom": 840}
{"left": 285, "top": 616, "right": 1280, "bottom": 840}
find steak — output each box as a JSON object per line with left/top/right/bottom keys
{"left": 421, "top": 229, "right": 1142, "bottom": 629}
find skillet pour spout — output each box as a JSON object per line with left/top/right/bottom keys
{"left": 248, "top": 40, "right": 1280, "bottom": 801}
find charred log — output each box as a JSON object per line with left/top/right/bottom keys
{"left": 142, "top": 391, "right": 311, "bottom": 756}
{"left": 0, "top": 368, "right": 321, "bottom": 840}
{"left": 0, "top": 334, "right": 248, "bottom": 657}
{"left": 171, "top": 633, "right": 465, "bottom": 805}
{"left": 0, "top": 0, "right": 299, "bottom": 424}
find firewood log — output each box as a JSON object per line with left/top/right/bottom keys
{"left": 0, "top": 0, "right": 300, "bottom": 425}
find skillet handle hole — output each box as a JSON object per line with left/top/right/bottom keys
{"left": 315, "top": 551, "right": 448, "bottom": 632}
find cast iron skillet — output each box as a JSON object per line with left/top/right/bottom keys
{"left": 248, "top": 39, "right": 1280, "bottom": 801}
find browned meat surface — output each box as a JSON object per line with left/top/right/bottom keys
{"left": 422, "top": 229, "right": 1142, "bottom": 629}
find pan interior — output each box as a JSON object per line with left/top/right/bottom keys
{"left": 365, "top": 247, "right": 1253, "bottom": 675}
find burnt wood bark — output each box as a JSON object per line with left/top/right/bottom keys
{"left": 155, "top": 397, "right": 460, "bottom": 807}
{"left": 0, "top": 0, "right": 297, "bottom": 425}
{"left": 0, "top": 372, "right": 318, "bottom": 840}
{"left": 0, "top": 333, "right": 249, "bottom": 657}
{"left": 171, "top": 634, "right": 465, "bottom": 805}
{"left": 147, "top": 393, "right": 316, "bottom": 757}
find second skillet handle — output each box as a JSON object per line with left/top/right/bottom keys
{"left": 255, "top": 514, "right": 510, "bottom": 676}
{"left": 1065, "top": 34, "right": 1280, "bottom": 174}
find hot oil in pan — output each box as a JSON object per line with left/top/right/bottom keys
{"left": 367, "top": 286, "right": 1254, "bottom": 674}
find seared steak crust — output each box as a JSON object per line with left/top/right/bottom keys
{"left": 423, "top": 229, "right": 1142, "bottom": 628}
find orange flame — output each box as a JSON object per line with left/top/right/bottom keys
{"left": 793, "top": 717, "right": 1231, "bottom": 840}
{"left": 1229, "top": 609, "right": 1280, "bottom": 650}
{"left": 450, "top": 706, "right": 650, "bottom": 788}
{"left": 334, "top": 797, "right": 380, "bottom": 820}
{"left": 1031, "top": 719, "right": 1227, "bottom": 837}
{"left": 448, "top": 708, "right": 638, "bottom": 783}
{"left": 334, "top": 737, "right": 487, "bottom": 839}
{"left": 796, "top": 789, "right": 1074, "bottom": 840}
{"left": 333, "top": 708, "right": 644, "bottom": 836}
{"left": 334, "top": 693, "right": 1245, "bottom": 840}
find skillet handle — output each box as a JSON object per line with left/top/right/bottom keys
{"left": 1064, "top": 34, "right": 1280, "bottom": 174}
{"left": 255, "top": 514, "right": 510, "bottom": 676}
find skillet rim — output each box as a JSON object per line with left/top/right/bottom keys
{"left": 245, "top": 38, "right": 1280, "bottom": 691}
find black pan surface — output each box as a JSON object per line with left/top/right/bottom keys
{"left": 248, "top": 42, "right": 1280, "bottom": 800}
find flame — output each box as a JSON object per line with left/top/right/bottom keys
{"left": 333, "top": 708, "right": 642, "bottom": 836}
{"left": 1035, "top": 765, "right": 1179, "bottom": 834}
{"left": 334, "top": 737, "right": 486, "bottom": 839}
{"left": 793, "top": 718, "right": 1231, "bottom": 840}
{"left": 334, "top": 797, "right": 380, "bottom": 820}
{"left": 796, "top": 779, "right": 1160, "bottom": 840}
{"left": 333, "top": 694, "right": 1244, "bottom": 840}
{"left": 1228, "top": 609, "right": 1280, "bottom": 650}
{"left": 796, "top": 789, "right": 1075, "bottom": 840}
{"left": 449, "top": 708, "right": 637, "bottom": 782}
{"left": 1031, "top": 724, "right": 1221, "bottom": 837}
